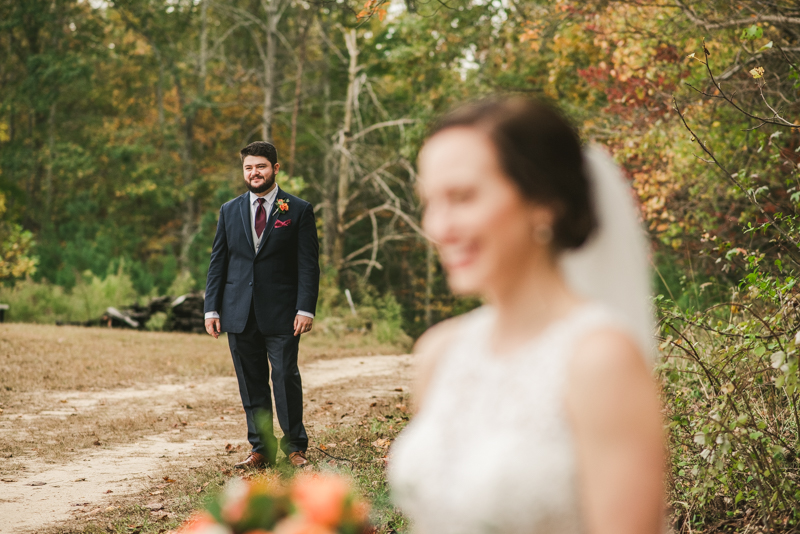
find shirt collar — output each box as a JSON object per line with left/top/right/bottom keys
{"left": 249, "top": 185, "right": 279, "bottom": 206}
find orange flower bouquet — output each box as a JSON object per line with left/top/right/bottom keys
{"left": 173, "top": 473, "right": 372, "bottom": 534}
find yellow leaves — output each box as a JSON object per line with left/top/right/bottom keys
{"left": 519, "top": 22, "right": 542, "bottom": 52}
{"left": 357, "top": 0, "right": 387, "bottom": 21}
{"left": 749, "top": 66, "right": 765, "bottom": 79}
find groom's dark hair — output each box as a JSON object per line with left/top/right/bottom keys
{"left": 432, "top": 97, "right": 597, "bottom": 251}
{"left": 240, "top": 141, "right": 278, "bottom": 165}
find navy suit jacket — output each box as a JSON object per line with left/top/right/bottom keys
{"left": 204, "top": 189, "right": 320, "bottom": 335}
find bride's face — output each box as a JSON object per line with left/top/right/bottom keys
{"left": 419, "top": 127, "right": 554, "bottom": 296}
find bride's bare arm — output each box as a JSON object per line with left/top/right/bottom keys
{"left": 411, "top": 318, "right": 462, "bottom": 412}
{"left": 566, "top": 330, "right": 665, "bottom": 534}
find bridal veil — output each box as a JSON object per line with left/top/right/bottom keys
{"left": 560, "top": 146, "right": 656, "bottom": 362}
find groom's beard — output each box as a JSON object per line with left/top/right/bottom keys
{"left": 246, "top": 171, "right": 275, "bottom": 194}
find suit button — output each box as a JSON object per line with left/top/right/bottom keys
{"left": 249, "top": 282, "right": 253, "bottom": 286}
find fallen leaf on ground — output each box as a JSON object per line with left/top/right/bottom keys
{"left": 27, "top": 481, "right": 47, "bottom": 486}
{"left": 394, "top": 387, "right": 403, "bottom": 392}
{"left": 1, "top": 478, "right": 16, "bottom": 482}
{"left": 93, "top": 440, "right": 102, "bottom": 446}
{"left": 326, "top": 443, "right": 337, "bottom": 449}
{"left": 105, "top": 489, "right": 113, "bottom": 494}
{"left": 105, "top": 506, "right": 116, "bottom": 511}
{"left": 151, "top": 511, "right": 170, "bottom": 521}
{"left": 162, "top": 476, "right": 175, "bottom": 483}
{"left": 371, "top": 438, "right": 390, "bottom": 449}
{"left": 145, "top": 502, "right": 164, "bottom": 511}
{"left": 149, "top": 490, "right": 164, "bottom": 496}
{"left": 74, "top": 478, "right": 86, "bottom": 482}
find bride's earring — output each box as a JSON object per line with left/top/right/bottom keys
{"left": 533, "top": 224, "right": 553, "bottom": 245}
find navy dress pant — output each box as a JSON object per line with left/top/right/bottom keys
{"left": 227, "top": 299, "right": 308, "bottom": 461}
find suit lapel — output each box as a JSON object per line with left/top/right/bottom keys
{"left": 238, "top": 193, "right": 255, "bottom": 256}
{"left": 255, "top": 188, "right": 288, "bottom": 258}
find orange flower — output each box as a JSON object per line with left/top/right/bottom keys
{"left": 173, "top": 512, "right": 219, "bottom": 533}
{"left": 273, "top": 517, "right": 336, "bottom": 534}
{"left": 346, "top": 500, "right": 370, "bottom": 524}
{"left": 221, "top": 479, "right": 251, "bottom": 524}
{"left": 290, "top": 474, "right": 351, "bottom": 527}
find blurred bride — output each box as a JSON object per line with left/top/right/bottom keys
{"left": 388, "top": 97, "right": 665, "bottom": 534}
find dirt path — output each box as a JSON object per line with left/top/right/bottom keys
{"left": 0, "top": 353, "right": 413, "bottom": 533}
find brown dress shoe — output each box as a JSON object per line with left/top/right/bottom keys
{"left": 288, "top": 451, "right": 308, "bottom": 467}
{"left": 234, "top": 452, "right": 268, "bottom": 469}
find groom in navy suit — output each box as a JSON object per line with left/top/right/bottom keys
{"left": 204, "top": 141, "right": 320, "bottom": 469}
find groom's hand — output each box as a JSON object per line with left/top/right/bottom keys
{"left": 205, "top": 318, "right": 221, "bottom": 339}
{"left": 294, "top": 314, "right": 313, "bottom": 336}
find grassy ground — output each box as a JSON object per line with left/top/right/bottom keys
{"left": 0, "top": 323, "right": 411, "bottom": 534}
{"left": 43, "top": 402, "right": 411, "bottom": 534}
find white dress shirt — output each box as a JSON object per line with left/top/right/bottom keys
{"left": 205, "top": 185, "right": 314, "bottom": 321}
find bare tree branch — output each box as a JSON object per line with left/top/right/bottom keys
{"left": 351, "top": 118, "right": 418, "bottom": 141}
{"left": 675, "top": 0, "right": 800, "bottom": 31}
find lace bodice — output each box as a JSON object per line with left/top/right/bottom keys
{"left": 388, "top": 304, "right": 620, "bottom": 534}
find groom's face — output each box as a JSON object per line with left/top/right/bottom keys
{"left": 243, "top": 155, "right": 279, "bottom": 194}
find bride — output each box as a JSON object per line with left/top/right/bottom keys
{"left": 388, "top": 97, "right": 665, "bottom": 534}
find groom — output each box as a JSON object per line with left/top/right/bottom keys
{"left": 204, "top": 141, "right": 320, "bottom": 469}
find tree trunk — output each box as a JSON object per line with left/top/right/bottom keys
{"left": 44, "top": 102, "right": 56, "bottom": 217}
{"left": 288, "top": 16, "right": 310, "bottom": 177}
{"left": 332, "top": 29, "right": 359, "bottom": 276}
{"left": 177, "top": 0, "right": 208, "bottom": 273}
{"left": 261, "top": 0, "right": 281, "bottom": 142}
{"left": 321, "top": 33, "right": 336, "bottom": 263}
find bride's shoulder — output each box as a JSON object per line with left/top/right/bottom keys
{"left": 565, "top": 324, "right": 653, "bottom": 411}
{"left": 416, "top": 306, "right": 486, "bottom": 353}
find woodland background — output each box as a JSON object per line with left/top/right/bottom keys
{"left": 2, "top": 0, "right": 800, "bottom": 531}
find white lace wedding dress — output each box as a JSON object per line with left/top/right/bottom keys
{"left": 388, "top": 302, "right": 624, "bottom": 534}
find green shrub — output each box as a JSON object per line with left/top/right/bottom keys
{"left": 146, "top": 311, "right": 168, "bottom": 331}
{"left": 659, "top": 258, "right": 800, "bottom": 532}
{"left": 0, "top": 266, "right": 137, "bottom": 324}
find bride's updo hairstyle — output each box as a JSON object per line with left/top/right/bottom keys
{"left": 431, "top": 97, "right": 597, "bottom": 251}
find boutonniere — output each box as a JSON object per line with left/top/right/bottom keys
{"left": 272, "top": 198, "right": 290, "bottom": 217}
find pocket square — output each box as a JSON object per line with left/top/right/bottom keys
{"left": 274, "top": 219, "right": 291, "bottom": 228}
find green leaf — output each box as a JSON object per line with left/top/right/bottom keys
{"left": 741, "top": 25, "right": 763, "bottom": 41}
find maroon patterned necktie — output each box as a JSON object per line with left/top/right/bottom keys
{"left": 254, "top": 198, "right": 266, "bottom": 238}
